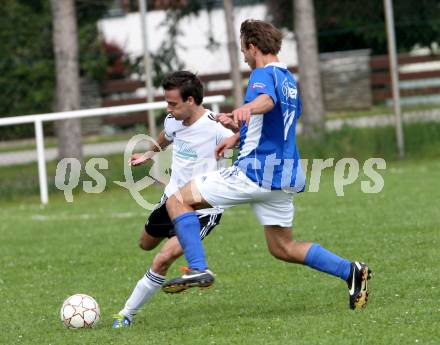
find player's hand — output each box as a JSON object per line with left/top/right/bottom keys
{"left": 232, "top": 107, "right": 251, "bottom": 126}
{"left": 128, "top": 152, "right": 152, "bottom": 166}
{"left": 216, "top": 113, "right": 239, "bottom": 132}
{"left": 215, "top": 134, "right": 239, "bottom": 160}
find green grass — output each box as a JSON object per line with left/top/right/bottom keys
{"left": 0, "top": 152, "right": 151, "bottom": 201}
{"left": 1, "top": 158, "right": 439, "bottom": 344}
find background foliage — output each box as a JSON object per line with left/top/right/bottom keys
{"left": 1, "top": 0, "right": 439, "bottom": 139}
{"left": 0, "top": 0, "right": 112, "bottom": 139}
{"left": 267, "top": 0, "right": 440, "bottom": 54}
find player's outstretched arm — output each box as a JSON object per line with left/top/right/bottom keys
{"left": 129, "top": 130, "right": 171, "bottom": 166}
{"left": 228, "top": 94, "right": 275, "bottom": 126}
{"left": 216, "top": 113, "right": 240, "bottom": 132}
{"left": 215, "top": 133, "right": 240, "bottom": 160}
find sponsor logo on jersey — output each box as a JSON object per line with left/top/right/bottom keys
{"left": 282, "top": 78, "right": 297, "bottom": 100}
{"left": 174, "top": 139, "right": 198, "bottom": 161}
{"left": 252, "top": 82, "right": 266, "bottom": 89}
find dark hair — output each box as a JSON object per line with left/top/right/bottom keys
{"left": 161, "top": 71, "right": 203, "bottom": 105}
{"left": 240, "top": 19, "right": 283, "bottom": 55}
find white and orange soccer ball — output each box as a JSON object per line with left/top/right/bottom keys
{"left": 60, "top": 294, "right": 100, "bottom": 328}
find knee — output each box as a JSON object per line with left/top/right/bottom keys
{"left": 139, "top": 240, "right": 154, "bottom": 251}
{"left": 267, "top": 240, "right": 295, "bottom": 262}
{"left": 267, "top": 240, "right": 303, "bottom": 263}
{"left": 268, "top": 246, "right": 288, "bottom": 261}
{"left": 165, "top": 196, "right": 177, "bottom": 214}
{"left": 139, "top": 235, "right": 159, "bottom": 251}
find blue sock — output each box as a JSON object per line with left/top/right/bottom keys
{"left": 304, "top": 243, "right": 351, "bottom": 281}
{"left": 173, "top": 212, "right": 207, "bottom": 271}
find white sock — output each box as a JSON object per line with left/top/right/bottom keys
{"left": 120, "top": 269, "right": 165, "bottom": 320}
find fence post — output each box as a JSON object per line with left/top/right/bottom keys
{"left": 384, "top": 0, "right": 405, "bottom": 159}
{"left": 0, "top": 97, "right": 224, "bottom": 205}
{"left": 35, "top": 120, "right": 49, "bottom": 204}
{"left": 211, "top": 102, "right": 220, "bottom": 114}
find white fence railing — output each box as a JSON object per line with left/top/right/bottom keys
{"left": 0, "top": 95, "right": 225, "bottom": 205}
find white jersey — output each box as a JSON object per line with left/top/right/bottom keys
{"left": 163, "top": 110, "right": 234, "bottom": 215}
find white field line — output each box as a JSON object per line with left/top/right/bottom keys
{"left": 30, "top": 212, "right": 141, "bottom": 221}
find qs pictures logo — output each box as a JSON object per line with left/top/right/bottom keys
{"left": 55, "top": 134, "right": 172, "bottom": 210}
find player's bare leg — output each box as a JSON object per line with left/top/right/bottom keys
{"left": 139, "top": 229, "right": 163, "bottom": 251}
{"left": 150, "top": 236, "right": 183, "bottom": 276}
{"left": 264, "top": 225, "right": 371, "bottom": 309}
{"left": 114, "top": 237, "right": 185, "bottom": 328}
{"left": 165, "top": 180, "right": 209, "bottom": 219}
{"left": 263, "top": 225, "right": 312, "bottom": 263}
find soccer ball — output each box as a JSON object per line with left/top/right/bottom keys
{"left": 60, "top": 294, "right": 100, "bottom": 328}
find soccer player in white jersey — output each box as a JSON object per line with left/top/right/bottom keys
{"left": 162, "top": 20, "right": 371, "bottom": 310}
{"left": 112, "top": 71, "right": 234, "bottom": 328}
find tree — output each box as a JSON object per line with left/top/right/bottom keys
{"left": 294, "top": 0, "right": 324, "bottom": 139}
{"left": 50, "top": 0, "right": 82, "bottom": 161}
{"left": 0, "top": 1, "right": 54, "bottom": 140}
{"left": 223, "top": 0, "right": 243, "bottom": 109}
{"left": 0, "top": 0, "right": 111, "bottom": 141}
{"left": 267, "top": 0, "right": 440, "bottom": 54}
{"left": 150, "top": 1, "right": 207, "bottom": 87}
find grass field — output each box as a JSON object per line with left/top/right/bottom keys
{"left": 1, "top": 158, "right": 439, "bottom": 345}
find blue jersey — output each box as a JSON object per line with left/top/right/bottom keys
{"left": 234, "top": 62, "right": 305, "bottom": 192}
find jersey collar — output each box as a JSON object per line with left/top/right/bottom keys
{"left": 184, "top": 109, "right": 210, "bottom": 127}
{"left": 264, "top": 62, "right": 287, "bottom": 69}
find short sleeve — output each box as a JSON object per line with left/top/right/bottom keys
{"left": 244, "top": 68, "right": 277, "bottom": 105}
{"left": 216, "top": 123, "right": 234, "bottom": 144}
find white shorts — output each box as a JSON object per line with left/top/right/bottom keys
{"left": 194, "top": 166, "right": 294, "bottom": 227}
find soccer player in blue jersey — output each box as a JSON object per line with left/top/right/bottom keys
{"left": 162, "top": 20, "right": 371, "bottom": 310}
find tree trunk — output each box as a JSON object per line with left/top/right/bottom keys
{"left": 51, "top": 0, "right": 83, "bottom": 161}
{"left": 223, "top": 0, "right": 243, "bottom": 109}
{"left": 294, "top": 0, "right": 325, "bottom": 139}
